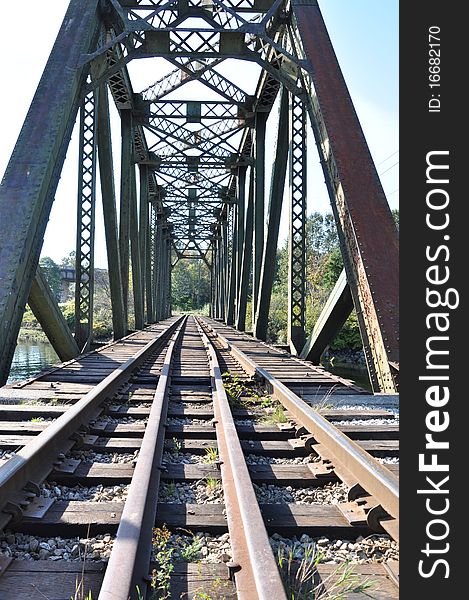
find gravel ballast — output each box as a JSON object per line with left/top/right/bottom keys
{"left": 254, "top": 482, "right": 348, "bottom": 504}
{"left": 158, "top": 481, "right": 223, "bottom": 504}
{"left": 153, "top": 531, "right": 232, "bottom": 564}
{"left": 41, "top": 482, "right": 129, "bottom": 502}
{"left": 0, "top": 532, "right": 114, "bottom": 561}
{"left": 270, "top": 532, "right": 399, "bottom": 564}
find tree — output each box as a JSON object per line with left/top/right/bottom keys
{"left": 172, "top": 258, "right": 211, "bottom": 311}
{"left": 39, "top": 256, "right": 62, "bottom": 301}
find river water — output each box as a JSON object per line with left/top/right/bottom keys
{"left": 7, "top": 340, "right": 59, "bottom": 384}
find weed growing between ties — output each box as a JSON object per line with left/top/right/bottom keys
{"left": 203, "top": 447, "right": 219, "bottom": 464}
{"left": 221, "top": 371, "right": 272, "bottom": 409}
{"left": 152, "top": 525, "right": 174, "bottom": 599}
{"left": 70, "top": 524, "right": 92, "bottom": 600}
{"left": 277, "top": 543, "right": 375, "bottom": 599}
{"left": 204, "top": 476, "right": 221, "bottom": 493}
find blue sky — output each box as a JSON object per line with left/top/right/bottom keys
{"left": 0, "top": 1, "right": 398, "bottom": 268}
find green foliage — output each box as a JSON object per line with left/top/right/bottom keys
{"left": 180, "top": 535, "right": 203, "bottom": 562}
{"left": 267, "top": 211, "right": 363, "bottom": 353}
{"left": 204, "top": 476, "right": 220, "bottom": 493}
{"left": 330, "top": 312, "right": 362, "bottom": 350}
{"left": 277, "top": 543, "right": 375, "bottom": 599}
{"left": 267, "top": 403, "right": 288, "bottom": 424}
{"left": 172, "top": 258, "right": 211, "bottom": 311}
{"left": 61, "top": 299, "right": 75, "bottom": 329}
{"left": 203, "top": 447, "right": 219, "bottom": 464}
{"left": 40, "top": 256, "right": 63, "bottom": 301}
{"left": 152, "top": 525, "right": 174, "bottom": 599}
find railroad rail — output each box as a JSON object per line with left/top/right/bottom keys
{"left": 0, "top": 316, "right": 399, "bottom": 599}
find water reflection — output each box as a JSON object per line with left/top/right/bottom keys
{"left": 7, "top": 341, "right": 59, "bottom": 384}
{"left": 326, "top": 365, "right": 372, "bottom": 392}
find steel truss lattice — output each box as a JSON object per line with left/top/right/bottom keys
{"left": 75, "top": 87, "right": 97, "bottom": 352}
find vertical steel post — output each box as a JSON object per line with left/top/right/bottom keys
{"left": 154, "top": 215, "right": 163, "bottom": 322}
{"left": 75, "top": 87, "right": 97, "bottom": 352}
{"left": 119, "top": 109, "right": 132, "bottom": 327}
{"left": 97, "top": 83, "right": 126, "bottom": 339}
{"left": 288, "top": 94, "right": 307, "bottom": 355}
{"left": 130, "top": 164, "right": 144, "bottom": 329}
{"left": 226, "top": 203, "right": 238, "bottom": 326}
{"left": 139, "top": 165, "right": 151, "bottom": 323}
{"left": 254, "top": 87, "right": 290, "bottom": 340}
{"left": 147, "top": 199, "right": 156, "bottom": 323}
{"left": 212, "top": 241, "right": 218, "bottom": 318}
{"left": 222, "top": 214, "right": 229, "bottom": 321}
{"left": 236, "top": 168, "right": 254, "bottom": 331}
{"left": 252, "top": 112, "right": 267, "bottom": 329}
{"left": 236, "top": 166, "right": 247, "bottom": 318}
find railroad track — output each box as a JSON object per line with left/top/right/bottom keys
{"left": 0, "top": 316, "right": 399, "bottom": 599}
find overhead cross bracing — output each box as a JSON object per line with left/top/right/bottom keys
{"left": 0, "top": 0, "right": 399, "bottom": 394}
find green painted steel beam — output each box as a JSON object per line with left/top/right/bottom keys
{"left": 28, "top": 269, "right": 80, "bottom": 362}
{"left": 252, "top": 112, "right": 267, "bottom": 330}
{"left": 236, "top": 168, "right": 254, "bottom": 331}
{"left": 119, "top": 109, "right": 133, "bottom": 326}
{"left": 96, "top": 83, "right": 127, "bottom": 340}
{"left": 0, "top": 0, "right": 100, "bottom": 385}
{"left": 288, "top": 94, "right": 307, "bottom": 355}
{"left": 300, "top": 270, "right": 354, "bottom": 364}
{"left": 130, "top": 163, "right": 145, "bottom": 329}
{"left": 254, "top": 87, "right": 289, "bottom": 341}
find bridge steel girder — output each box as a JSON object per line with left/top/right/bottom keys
{"left": 75, "top": 89, "right": 98, "bottom": 353}
{"left": 288, "top": 94, "right": 307, "bottom": 355}
{"left": 119, "top": 109, "right": 133, "bottom": 326}
{"left": 140, "top": 165, "right": 153, "bottom": 324}
{"left": 226, "top": 204, "right": 238, "bottom": 326}
{"left": 292, "top": 0, "right": 399, "bottom": 391}
{"left": 0, "top": 0, "right": 100, "bottom": 385}
{"left": 130, "top": 163, "right": 145, "bottom": 330}
{"left": 236, "top": 168, "right": 254, "bottom": 331}
{"left": 236, "top": 166, "right": 247, "bottom": 310}
{"left": 254, "top": 86, "right": 290, "bottom": 341}
{"left": 252, "top": 113, "right": 267, "bottom": 330}
{"left": 300, "top": 269, "right": 354, "bottom": 364}
{"left": 97, "top": 83, "right": 127, "bottom": 340}
{"left": 153, "top": 218, "right": 163, "bottom": 322}
{"left": 29, "top": 269, "right": 80, "bottom": 362}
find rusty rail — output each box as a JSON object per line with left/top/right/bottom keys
{"left": 98, "top": 317, "right": 186, "bottom": 600}
{"left": 198, "top": 318, "right": 399, "bottom": 541}
{"left": 196, "top": 320, "right": 287, "bottom": 600}
{"left": 0, "top": 316, "right": 185, "bottom": 531}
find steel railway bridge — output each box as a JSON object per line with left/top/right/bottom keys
{"left": 0, "top": 0, "right": 398, "bottom": 393}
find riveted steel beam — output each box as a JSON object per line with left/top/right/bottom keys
{"left": 236, "top": 168, "right": 254, "bottom": 331}
{"left": 97, "top": 82, "right": 127, "bottom": 340}
{"left": 75, "top": 88, "right": 98, "bottom": 353}
{"left": 292, "top": 0, "right": 399, "bottom": 391}
{"left": 252, "top": 112, "right": 267, "bottom": 329}
{"left": 0, "top": 0, "right": 100, "bottom": 385}
{"left": 288, "top": 93, "right": 307, "bottom": 355}
{"left": 254, "top": 86, "right": 289, "bottom": 340}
